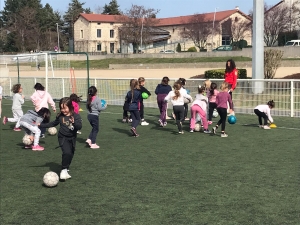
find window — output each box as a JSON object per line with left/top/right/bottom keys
{"left": 80, "top": 30, "right": 83, "bottom": 38}
{"left": 173, "top": 28, "right": 175, "bottom": 33}
{"left": 97, "top": 23, "right": 101, "bottom": 25}
{"left": 97, "top": 29, "right": 101, "bottom": 38}
{"left": 97, "top": 44, "right": 102, "bottom": 51}
{"left": 222, "top": 36, "right": 231, "bottom": 45}
{"left": 110, "top": 30, "right": 114, "bottom": 38}
{"left": 110, "top": 23, "right": 114, "bottom": 25}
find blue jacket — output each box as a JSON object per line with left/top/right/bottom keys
{"left": 155, "top": 84, "right": 172, "bottom": 95}
{"left": 126, "top": 89, "right": 142, "bottom": 111}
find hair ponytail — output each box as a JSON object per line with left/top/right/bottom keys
{"left": 172, "top": 82, "right": 181, "bottom": 100}
{"left": 87, "top": 86, "right": 97, "bottom": 112}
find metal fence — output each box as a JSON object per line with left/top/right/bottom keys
{"left": 1, "top": 77, "right": 300, "bottom": 117}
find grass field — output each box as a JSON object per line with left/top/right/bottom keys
{"left": 1, "top": 99, "right": 299, "bottom": 225}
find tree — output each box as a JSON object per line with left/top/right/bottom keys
{"left": 176, "top": 43, "right": 181, "bottom": 52}
{"left": 180, "top": 14, "right": 213, "bottom": 51}
{"left": 102, "top": 0, "right": 121, "bottom": 15}
{"left": 264, "top": 49, "right": 283, "bottom": 79}
{"left": 118, "top": 5, "right": 160, "bottom": 50}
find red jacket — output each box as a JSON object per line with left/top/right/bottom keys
{"left": 224, "top": 69, "right": 238, "bottom": 90}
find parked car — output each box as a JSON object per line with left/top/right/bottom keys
{"left": 159, "top": 50, "right": 176, "bottom": 53}
{"left": 284, "top": 40, "right": 300, "bottom": 46}
{"left": 212, "top": 45, "right": 232, "bottom": 51}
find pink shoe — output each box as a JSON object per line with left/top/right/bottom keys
{"left": 90, "top": 144, "right": 100, "bottom": 149}
{"left": 24, "top": 145, "right": 33, "bottom": 149}
{"left": 32, "top": 145, "right": 44, "bottom": 151}
{"left": 208, "top": 121, "right": 213, "bottom": 125}
{"left": 86, "top": 139, "right": 91, "bottom": 146}
{"left": 2, "top": 116, "right": 8, "bottom": 125}
{"left": 14, "top": 127, "right": 22, "bottom": 131}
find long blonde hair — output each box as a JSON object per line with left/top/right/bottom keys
{"left": 203, "top": 79, "right": 211, "bottom": 90}
{"left": 130, "top": 79, "right": 139, "bottom": 101}
{"left": 220, "top": 82, "right": 229, "bottom": 91}
{"left": 172, "top": 82, "right": 182, "bottom": 100}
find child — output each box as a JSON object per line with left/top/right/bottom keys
{"left": 86, "top": 86, "right": 106, "bottom": 149}
{"left": 70, "top": 93, "right": 82, "bottom": 134}
{"left": 254, "top": 100, "right": 275, "bottom": 129}
{"left": 211, "top": 82, "right": 234, "bottom": 137}
{"left": 19, "top": 107, "right": 51, "bottom": 150}
{"left": 207, "top": 82, "right": 219, "bottom": 124}
{"left": 190, "top": 85, "right": 211, "bottom": 133}
{"left": 2, "top": 84, "right": 24, "bottom": 131}
{"left": 122, "top": 79, "right": 133, "bottom": 123}
{"left": 40, "top": 97, "right": 82, "bottom": 180}
{"left": 138, "top": 77, "right": 151, "bottom": 126}
{"left": 125, "top": 79, "right": 142, "bottom": 137}
{"left": 177, "top": 78, "right": 189, "bottom": 120}
{"left": 203, "top": 79, "right": 212, "bottom": 96}
{"left": 31, "top": 83, "right": 56, "bottom": 138}
{"left": 164, "top": 82, "right": 192, "bottom": 134}
{"left": 155, "top": 76, "right": 172, "bottom": 127}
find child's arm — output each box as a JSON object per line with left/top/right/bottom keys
{"left": 19, "top": 94, "right": 25, "bottom": 105}
{"left": 140, "top": 86, "right": 151, "bottom": 96}
{"left": 154, "top": 85, "right": 159, "bottom": 95}
{"left": 266, "top": 108, "right": 273, "bottom": 123}
{"left": 231, "top": 70, "right": 238, "bottom": 90}
{"left": 183, "top": 93, "right": 193, "bottom": 102}
{"left": 164, "top": 92, "right": 172, "bottom": 102}
{"left": 47, "top": 93, "right": 56, "bottom": 112}
{"left": 39, "top": 116, "right": 60, "bottom": 128}
{"left": 71, "top": 114, "right": 82, "bottom": 130}
{"left": 228, "top": 93, "right": 234, "bottom": 110}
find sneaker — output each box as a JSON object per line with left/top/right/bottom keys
{"left": 212, "top": 127, "right": 217, "bottom": 134}
{"left": 178, "top": 131, "right": 184, "bottom": 134}
{"left": 32, "top": 145, "right": 44, "bottom": 151}
{"left": 185, "top": 118, "right": 190, "bottom": 121}
{"left": 90, "top": 144, "right": 100, "bottom": 149}
{"left": 190, "top": 129, "right": 194, "bottom": 133}
{"left": 2, "top": 116, "right": 7, "bottom": 125}
{"left": 40, "top": 134, "right": 45, "bottom": 138}
{"left": 122, "top": 119, "right": 127, "bottom": 123}
{"left": 166, "top": 116, "right": 172, "bottom": 120}
{"left": 263, "top": 126, "right": 271, "bottom": 129}
{"left": 221, "top": 133, "right": 228, "bottom": 137}
{"left": 141, "top": 121, "right": 149, "bottom": 126}
{"left": 77, "top": 131, "right": 82, "bottom": 134}
{"left": 130, "top": 127, "right": 139, "bottom": 137}
{"left": 24, "top": 145, "right": 33, "bottom": 149}
{"left": 204, "top": 129, "right": 211, "bottom": 134}
{"left": 208, "top": 121, "right": 213, "bottom": 125}
{"left": 86, "top": 139, "right": 91, "bottom": 146}
{"left": 60, "top": 169, "right": 71, "bottom": 180}
{"left": 158, "top": 119, "right": 163, "bottom": 127}
{"left": 163, "top": 122, "right": 167, "bottom": 127}
{"left": 128, "top": 119, "right": 132, "bottom": 123}
{"left": 13, "top": 127, "right": 22, "bottom": 131}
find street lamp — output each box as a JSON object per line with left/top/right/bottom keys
{"left": 140, "top": 15, "right": 144, "bottom": 53}
{"left": 212, "top": 7, "right": 218, "bottom": 50}
{"left": 56, "top": 23, "right": 60, "bottom": 52}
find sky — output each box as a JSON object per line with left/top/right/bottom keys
{"left": 0, "top": 0, "right": 285, "bottom": 17}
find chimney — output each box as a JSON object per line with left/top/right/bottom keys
{"left": 235, "top": 6, "right": 239, "bottom": 10}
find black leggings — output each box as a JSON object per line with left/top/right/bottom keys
{"left": 208, "top": 102, "right": 217, "bottom": 121}
{"left": 173, "top": 105, "right": 185, "bottom": 131}
{"left": 139, "top": 102, "right": 144, "bottom": 120}
{"left": 254, "top": 109, "right": 268, "bottom": 125}
{"left": 58, "top": 136, "right": 76, "bottom": 170}
{"left": 216, "top": 108, "right": 228, "bottom": 131}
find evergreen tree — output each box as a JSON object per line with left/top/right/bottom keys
{"left": 176, "top": 43, "right": 182, "bottom": 52}
{"left": 102, "top": 0, "right": 121, "bottom": 15}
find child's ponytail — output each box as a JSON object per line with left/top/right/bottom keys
{"left": 172, "top": 82, "right": 181, "bottom": 100}
{"left": 87, "top": 86, "right": 97, "bottom": 112}
{"left": 267, "top": 100, "right": 275, "bottom": 108}
{"left": 210, "top": 82, "right": 217, "bottom": 96}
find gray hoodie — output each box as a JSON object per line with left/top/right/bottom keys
{"left": 19, "top": 110, "right": 44, "bottom": 126}
{"left": 87, "top": 96, "right": 106, "bottom": 116}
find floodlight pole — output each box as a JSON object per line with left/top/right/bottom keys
{"left": 56, "top": 23, "right": 60, "bottom": 52}
{"left": 212, "top": 8, "right": 217, "bottom": 49}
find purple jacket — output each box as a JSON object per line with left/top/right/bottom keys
{"left": 216, "top": 91, "right": 233, "bottom": 110}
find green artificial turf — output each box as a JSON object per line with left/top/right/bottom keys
{"left": 0, "top": 99, "right": 299, "bottom": 224}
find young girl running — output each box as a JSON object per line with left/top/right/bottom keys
{"left": 155, "top": 76, "right": 172, "bottom": 127}
{"left": 40, "top": 97, "right": 82, "bottom": 180}
{"left": 125, "top": 79, "right": 142, "bottom": 137}
{"left": 70, "top": 93, "right": 82, "bottom": 134}
{"left": 122, "top": 79, "right": 133, "bottom": 123}
{"left": 138, "top": 77, "right": 151, "bottom": 126}
{"left": 203, "top": 79, "right": 211, "bottom": 96}
{"left": 86, "top": 86, "right": 106, "bottom": 149}
{"left": 254, "top": 100, "right": 275, "bottom": 129}
{"left": 19, "top": 107, "right": 51, "bottom": 150}
{"left": 190, "top": 86, "right": 211, "bottom": 133}
{"left": 2, "top": 84, "right": 24, "bottom": 131}
{"left": 164, "top": 82, "right": 192, "bottom": 134}
{"left": 207, "top": 82, "right": 219, "bottom": 124}
{"left": 211, "top": 82, "right": 234, "bottom": 137}
{"left": 177, "top": 78, "right": 189, "bottom": 120}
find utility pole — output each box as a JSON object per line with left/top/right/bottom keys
{"left": 56, "top": 23, "right": 60, "bottom": 52}
{"left": 140, "top": 15, "right": 144, "bottom": 53}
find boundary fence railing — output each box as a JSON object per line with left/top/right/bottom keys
{"left": 0, "top": 77, "right": 299, "bottom": 117}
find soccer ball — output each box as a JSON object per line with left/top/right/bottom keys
{"left": 101, "top": 99, "right": 107, "bottom": 109}
{"left": 213, "top": 109, "right": 219, "bottom": 118}
{"left": 194, "top": 123, "right": 201, "bottom": 132}
{"left": 141, "top": 92, "right": 149, "bottom": 99}
{"left": 22, "top": 134, "right": 33, "bottom": 145}
{"left": 228, "top": 115, "right": 237, "bottom": 124}
{"left": 43, "top": 171, "right": 59, "bottom": 187}
{"left": 48, "top": 127, "right": 57, "bottom": 135}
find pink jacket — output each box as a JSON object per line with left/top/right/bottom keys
{"left": 31, "top": 90, "right": 56, "bottom": 111}
{"left": 72, "top": 101, "right": 79, "bottom": 114}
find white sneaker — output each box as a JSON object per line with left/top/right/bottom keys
{"left": 258, "top": 125, "right": 262, "bottom": 128}
{"left": 221, "top": 133, "right": 228, "bottom": 137}
{"left": 60, "top": 169, "right": 71, "bottom": 180}
{"left": 212, "top": 127, "right": 217, "bottom": 134}
{"left": 263, "top": 126, "right": 271, "bottom": 129}
{"left": 141, "top": 121, "right": 149, "bottom": 126}
{"left": 128, "top": 119, "right": 132, "bottom": 123}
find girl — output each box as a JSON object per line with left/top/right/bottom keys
{"left": 122, "top": 79, "right": 133, "bottom": 123}
{"left": 70, "top": 93, "right": 82, "bottom": 134}
{"left": 138, "top": 77, "right": 151, "bottom": 126}
{"left": 224, "top": 59, "right": 238, "bottom": 100}
{"left": 125, "top": 79, "right": 142, "bottom": 137}
{"left": 207, "top": 82, "right": 219, "bottom": 124}
{"left": 190, "top": 86, "right": 211, "bottom": 133}
{"left": 86, "top": 86, "right": 106, "bottom": 149}
{"left": 19, "top": 107, "right": 51, "bottom": 151}
{"left": 211, "top": 82, "right": 234, "bottom": 137}
{"left": 177, "top": 78, "right": 189, "bottom": 120}
{"left": 254, "top": 100, "right": 275, "bottom": 129}
{"left": 31, "top": 83, "right": 56, "bottom": 138}
{"left": 2, "top": 84, "right": 24, "bottom": 131}
{"left": 203, "top": 79, "right": 211, "bottom": 96}
{"left": 164, "top": 82, "right": 192, "bottom": 134}
{"left": 155, "top": 76, "right": 172, "bottom": 127}
{"left": 40, "top": 97, "right": 82, "bottom": 180}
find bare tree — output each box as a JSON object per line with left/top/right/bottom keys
{"left": 118, "top": 5, "right": 160, "bottom": 50}
{"left": 180, "top": 14, "right": 214, "bottom": 50}
{"left": 264, "top": 49, "right": 284, "bottom": 79}
{"left": 231, "top": 18, "right": 251, "bottom": 43}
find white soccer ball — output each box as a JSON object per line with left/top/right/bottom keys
{"left": 213, "top": 109, "right": 219, "bottom": 118}
{"left": 194, "top": 123, "right": 201, "bottom": 132}
{"left": 22, "top": 134, "right": 33, "bottom": 145}
{"left": 48, "top": 127, "right": 57, "bottom": 135}
{"left": 43, "top": 171, "right": 59, "bottom": 187}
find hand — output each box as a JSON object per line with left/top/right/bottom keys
{"left": 69, "top": 116, "right": 74, "bottom": 123}
{"left": 230, "top": 88, "right": 233, "bottom": 92}
{"left": 37, "top": 123, "right": 40, "bottom": 126}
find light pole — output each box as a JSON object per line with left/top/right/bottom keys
{"left": 140, "top": 15, "right": 144, "bottom": 53}
{"left": 212, "top": 7, "right": 218, "bottom": 50}
{"left": 56, "top": 23, "right": 60, "bottom": 52}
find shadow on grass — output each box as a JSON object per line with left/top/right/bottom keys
{"left": 242, "top": 123, "right": 259, "bottom": 127}
{"left": 31, "top": 162, "right": 61, "bottom": 174}
{"left": 112, "top": 127, "right": 132, "bottom": 137}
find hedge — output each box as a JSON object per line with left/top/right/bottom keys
{"left": 204, "top": 69, "right": 247, "bottom": 79}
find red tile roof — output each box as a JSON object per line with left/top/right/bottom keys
{"left": 79, "top": 13, "right": 124, "bottom": 23}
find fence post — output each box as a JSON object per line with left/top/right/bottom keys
{"left": 9, "top": 78, "right": 12, "bottom": 97}
{"left": 62, "top": 78, "right": 65, "bottom": 97}
{"left": 94, "top": 78, "right": 97, "bottom": 87}
{"left": 291, "top": 80, "right": 294, "bottom": 117}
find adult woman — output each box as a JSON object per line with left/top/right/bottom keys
{"left": 224, "top": 59, "right": 238, "bottom": 100}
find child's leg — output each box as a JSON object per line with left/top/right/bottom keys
{"left": 190, "top": 105, "right": 197, "bottom": 129}
{"left": 60, "top": 137, "right": 75, "bottom": 170}
{"left": 218, "top": 108, "right": 227, "bottom": 132}
{"left": 262, "top": 114, "right": 269, "bottom": 125}
{"left": 8, "top": 109, "right": 21, "bottom": 123}
{"left": 254, "top": 109, "right": 263, "bottom": 125}
{"left": 130, "top": 110, "right": 140, "bottom": 128}
{"left": 123, "top": 110, "right": 128, "bottom": 119}
{"left": 208, "top": 102, "right": 217, "bottom": 121}
{"left": 20, "top": 121, "right": 41, "bottom": 146}
{"left": 198, "top": 107, "right": 209, "bottom": 130}
{"left": 139, "top": 103, "right": 144, "bottom": 120}
{"left": 88, "top": 114, "right": 99, "bottom": 144}
{"left": 14, "top": 109, "right": 23, "bottom": 128}
{"left": 183, "top": 103, "right": 188, "bottom": 119}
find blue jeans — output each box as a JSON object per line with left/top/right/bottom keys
{"left": 87, "top": 114, "right": 99, "bottom": 144}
